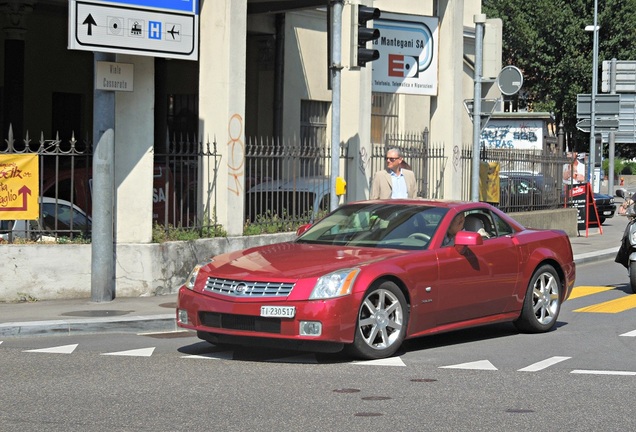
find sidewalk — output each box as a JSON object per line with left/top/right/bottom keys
{"left": 0, "top": 216, "right": 625, "bottom": 339}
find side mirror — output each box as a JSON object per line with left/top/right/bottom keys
{"left": 454, "top": 230, "right": 484, "bottom": 247}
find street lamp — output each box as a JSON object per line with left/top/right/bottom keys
{"left": 585, "top": 0, "right": 599, "bottom": 192}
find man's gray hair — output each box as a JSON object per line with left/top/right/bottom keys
{"left": 386, "top": 148, "right": 402, "bottom": 158}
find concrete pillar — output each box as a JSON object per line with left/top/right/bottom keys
{"left": 430, "top": 0, "right": 465, "bottom": 200}
{"left": 1, "top": 0, "right": 33, "bottom": 141}
{"left": 114, "top": 54, "right": 155, "bottom": 243}
{"left": 198, "top": 0, "right": 247, "bottom": 236}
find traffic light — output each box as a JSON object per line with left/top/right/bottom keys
{"left": 352, "top": 5, "right": 381, "bottom": 68}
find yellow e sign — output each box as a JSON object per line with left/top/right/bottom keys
{"left": 0, "top": 154, "right": 39, "bottom": 220}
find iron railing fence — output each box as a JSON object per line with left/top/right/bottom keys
{"left": 244, "top": 136, "right": 350, "bottom": 231}
{"left": 1, "top": 124, "right": 575, "bottom": 243}
{"left": 370, "top": 129, "right": 447, "bottom": 199}
{"left": 153, "top": 132, "right": 220, "bottom": 234}
{"left": 0, "top": 126, "right": 93, "bottom": 242}
{"left": 460, "top": 145, "right": 570, "bottom": 212}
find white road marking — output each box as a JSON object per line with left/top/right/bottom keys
{"left": 352, "top": 357, "right": 406, "bottom": 367}
{"left": 23, "top": 344, "right": 78, "bottom": 354}
{"left": 439, "top": 360, "right": 497, "bottom": 370}
{"left": 180, "top": 351, "right": 233, "bottom": 360}
{"left": 101, "top": 347, "right": 155, "bottom": 357}
{"left": 571, "top": 369, "right": 636, "bottom": 376}
{"left": 518, "top": 356, "right": 571, "bottom": 372}
{"left": 619, "top": 329, "right": 636, "bottom": 337}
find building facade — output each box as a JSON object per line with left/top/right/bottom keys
{"left": 1, "top": 0, "right": 498, "bottom": 240}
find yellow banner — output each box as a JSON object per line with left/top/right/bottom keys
{"left": 479, "top": 161, "right": 500, "bottom": 203}
{"left": 0, "top": 154, "right": 39, "bottom": 220}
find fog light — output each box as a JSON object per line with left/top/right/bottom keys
{"left": 178, "top": 309, "right": 189, "bottom": 324}
{"left": 299, "top": 321, "right": 322, "bottom": 336}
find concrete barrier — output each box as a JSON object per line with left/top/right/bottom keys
{"left": 0, "top": 208, "right": 577, "bottom": 302}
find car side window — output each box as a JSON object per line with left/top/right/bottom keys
{"left": 464, "top": 210, "right": 496, "bottom": 239}
{"left": 491, "top": 213, "right": 514, "bottom": 236}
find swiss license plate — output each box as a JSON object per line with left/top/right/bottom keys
{"left": 603, "top": 211, "right": 612, "bottom": 215}
{"left": 260, "top": 306, "right": 295, "bottom": 318}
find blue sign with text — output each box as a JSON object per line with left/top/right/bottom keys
{"left": 99, "top": 0, "right": 197, "bottom": 14}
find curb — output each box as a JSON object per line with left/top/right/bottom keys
{"left": 573, "top": 247, "right": 618, "bottom": 266}
{"left": 0, "top": 314, "right": 177, "bottom": 338}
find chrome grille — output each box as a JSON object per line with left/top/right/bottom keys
{"left": 204, "top": 277, "right": 294, "bottom": 297}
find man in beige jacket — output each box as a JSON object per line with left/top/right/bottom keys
{"left": 370, "top": 148, "right": 417, "bottom": 199}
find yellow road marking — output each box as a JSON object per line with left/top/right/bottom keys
{"left": 568, "top": 286, "right": 614, "bottom": 300}
{"left": 574, "top": 295, "right": 636, "bottom": 313}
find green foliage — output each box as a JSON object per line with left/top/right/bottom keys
{"left": 482, "top": 0, "right": 636, "bottom": 154}
{"left": 242, "top": 208, "right": 328, "bottom": 236}
{"left": 152, "top": 223, "right": 227, "bottom": 243}
{"left": 16, "top": 292, "right": 38, "bottom": 303}
{"left": 622, "top": 161, "right": 636, "bottom": 175}
{"left": 243, "top": 210, "right": 304, "bottom": 235}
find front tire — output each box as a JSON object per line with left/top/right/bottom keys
{"left": 347, "top": 281, "right": 409, "bottom": 360}
{"left": 629, "top": 261, "right": 636, "bottom": 294}
{"left": 514, "top": 265, "right": 561, "bottom": 333}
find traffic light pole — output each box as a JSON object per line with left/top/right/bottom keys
{"left": 329, "top": 0, "right": 343, "bottom": 212}
{"left": 471, "top": 14, "right": 486, "bottom": 202}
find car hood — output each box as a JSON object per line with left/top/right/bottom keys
{"left": 203, "top": 241, "right": 409, "bottom": 280}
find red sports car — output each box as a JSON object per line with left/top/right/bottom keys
{"left": 177, "top": 200, "right": 575, "bottom": 359}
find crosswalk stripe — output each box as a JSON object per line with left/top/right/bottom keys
{"left": 439, "top": 360, "right": 497, "bottom": 370}
{"left": 574, "top": 295, "right": 636, "bottom": 313}
{"left": 352, "top": 357, "right": 406, "bottom": 367}
{"left": 569, "top": 286, "right": 614, "bottom": 300}
{"left": 101, "top": 347, "right": 155, "bottom": 357}
{"left": 23, "top": 344, "right": 78, "bottom": 354}
{"left": 181, "top": 351, "right": 233, "bottom": 360}
{"left": 518, "top": 356, "right": 571, "bottom": 372}
{"left": 571, "top": 369, "right": 636, "bottom": 376}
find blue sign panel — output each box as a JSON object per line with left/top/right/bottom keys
{"left": 99, "top": 0, "right": 197, "bottom": 14}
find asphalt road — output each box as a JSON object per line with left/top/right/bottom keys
{"left": 1, "top": 258, "right": 635, "bottom": 431}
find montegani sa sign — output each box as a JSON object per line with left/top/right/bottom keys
{"left": 372, "top": 12, "right": 439, "bottom": 96}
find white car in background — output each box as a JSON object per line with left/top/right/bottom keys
{"left": 245, "top": 175, "right": 332, "bottom": 222}
{"left": 0, "top": 197, "right": 91, "bottom": 242}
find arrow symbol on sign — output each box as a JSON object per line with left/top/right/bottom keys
{"left": 3, "top": 185, "right": 31, "bottom": 211}
{"left": 83, "top": 14, "right": 97, "bottom": 36}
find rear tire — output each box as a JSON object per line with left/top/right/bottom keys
{"left": 514, "top": 265, "right": 561, "bottom": 333}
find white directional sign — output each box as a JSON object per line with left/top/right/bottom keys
{"left": 69, "top": 0, "right": 198, "bottom": 61}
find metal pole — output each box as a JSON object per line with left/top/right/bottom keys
{"left": 471, "top": 14, "right": 486, "bottom": 202}
{"left": 91, "top": 52, "right": 116, "bottom": 302}
{"left": 589, "top": 0, "right": 599, "bottom": 191}
{"left": 608, "top": 57, "right": 616, "bottom": 196}
{"left": 330, "top": 1, "right": 343, "bottom": 211}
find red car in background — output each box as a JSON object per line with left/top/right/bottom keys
{"left": 177, "top": 200, "right": 575, "bottom": 359}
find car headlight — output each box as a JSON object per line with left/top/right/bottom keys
{"left": 309, "top": 268, "right": 360, "bottom": 299}
{"left": 184, "top": 259, "right": 213, "bottom": 290}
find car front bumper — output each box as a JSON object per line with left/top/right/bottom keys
{"left": 176, "top": 286, "right": 361, "bottom": 346}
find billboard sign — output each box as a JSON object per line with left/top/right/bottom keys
{"left": 372, "top": 13, "right": 439, "bottom": 96}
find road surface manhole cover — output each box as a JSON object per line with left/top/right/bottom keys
{"left": 61, "top": 310, "right": 131, "bottom": 317}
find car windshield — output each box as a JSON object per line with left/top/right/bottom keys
{"left": 296, "top": 203, "right": 447, "bottom": 250}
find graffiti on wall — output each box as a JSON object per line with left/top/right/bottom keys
{"left": 480, "top": 119, "right": 543, "bottom": 150}
{"left": 358, "top": 147, "right": 370, "bottom": 185}
{"left": 227, "top": 114, "right": 244, "bottom": 196}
